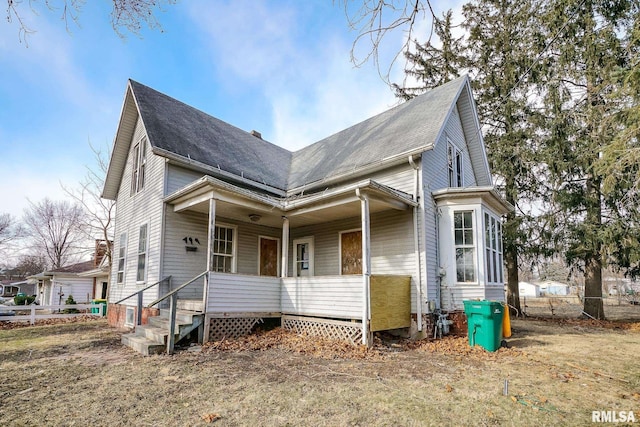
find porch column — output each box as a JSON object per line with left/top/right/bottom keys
{"left": 203, "top": 197, "right": 216, "bottom": 343}
{"left": 281, "top": 216, "right": 289, "bottom": 278}
{"left": 357, "top": 189, "right": 371, "bottom": 346}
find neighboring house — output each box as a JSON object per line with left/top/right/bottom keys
{"left": 518, "top": 282, "right": 540, "bottom": 298}
{"left": 0, "top": 282, "right": 20, "bottom": 297}
{"left": 78, "top": 240, "right": 112, "bottom": 301}
{"left": 31, "top": 261, "right": 97, "bottom": 306}
{"left": 539, "top": 281, "right": 570, "bottom": 296}
{"left": 103, "top": 75, "right": 511, "bottom": 350}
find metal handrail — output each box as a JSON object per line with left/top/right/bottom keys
{"left": 146, "top": 271, "right": 208, "bottom": 355}
{"left": 113, "top": 276, "right": 172, "bottom": 305}
{"left": 147, "top": 271, "right": 207, "bottom": 308}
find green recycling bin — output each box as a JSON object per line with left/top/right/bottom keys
{"left": 463, "top": 300, "right": 504, "bottom": 352}
{"left": 91, "top": 299, "right": 107, "bottom": 316}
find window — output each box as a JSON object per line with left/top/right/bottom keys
{"left": 117, "top": 233, "right": 127, "bottom": 284}
{"left": 125, "top": 307, "right": 135, "bottom": 327}
{"left": 448, "top": 141, "right": 463, "bottom": 187}
{"left": 131, "top": 137, "right": 147, "bottom": 194}
{"left": 212, "top": 225, "right": 236, "bottom": 273}
{"left": 454, "top": 211, "right": 475, "bottom": 283}
{"left": 293, "top": 237, "right": 314, "bottom": 277}
{"left": 485, "top": 212, "right": 504, "bottom": 284}
{"left": 136, "top": 224, "right": 148, "bottom": 282}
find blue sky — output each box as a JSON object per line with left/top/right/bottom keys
{"left": 0, "top": 1, "right": 447, "bottom": 218}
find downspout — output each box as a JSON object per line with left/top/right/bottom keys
{"left": 355, "top": 188, "right": 371, "bottom": 347}
{"left": 408, "top": 155, "right": 423, "bottom": 332}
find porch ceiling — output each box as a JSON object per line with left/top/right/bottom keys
{"left": 166, "top": 176, "right": 416, "bottom": 228}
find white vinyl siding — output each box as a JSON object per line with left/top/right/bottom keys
{"left": 207, "top": 273, "right": 280, "bottom": 313}
{"left": 109, "top": 116, "right": 165, "bottom": 306}
{"left": 289, "top": 209, "right": 418, "bottom": 312}
{"left": 51, "top": 276, "right": 94, "bottom": 304}
{"left": 281, "top": 276, "right": 362, "bottom": 319}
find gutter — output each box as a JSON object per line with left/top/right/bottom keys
{"left": 408, "top": 155, "right": 423, "bottom": 332}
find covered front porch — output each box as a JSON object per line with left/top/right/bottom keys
{"left": 162, "top": 175, "right": 421, "bottom": 346}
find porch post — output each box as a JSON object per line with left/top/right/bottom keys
{"left": 281, "top": 216, "right": 289, "bottom": 278}
{"left": 203, "top": 197, "right": 216, "bottom": 343}
{"left": 357, "top": 189, "right": 371, "bottom": 346}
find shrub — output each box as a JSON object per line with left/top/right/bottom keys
{"left": 14, "top": 295, "right": 36, "bottom": 305}
{"left": 63, "top": 295, "right": 79, "bottom": 314}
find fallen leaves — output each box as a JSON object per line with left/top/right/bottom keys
{"left": 0, "top": 315, "right": 98, "bottom": 330}
{"left": 201, "top": 413, "right": 221, "bottom": 423}
{"left": 203, "top": 328, "right": 385, "bottom": 360}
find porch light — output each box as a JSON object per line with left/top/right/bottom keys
{"left": 248, "top": 214, "right": 262, "bottom": 222}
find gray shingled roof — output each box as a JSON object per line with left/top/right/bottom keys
{"left": 130, "top": 80, "right": 292, "bottom": 190}
{"left": 129, "top": 76, "right": 467, "bottom": 193}
{"left": 288, "top": 76, "right": 466, "bottom": 189}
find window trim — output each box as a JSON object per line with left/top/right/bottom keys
{"left": 484, "top": 211, "right": 504, "bottom": 285}
{"left": 293, "top": 236, "right": 314, "bottom": 277}
{"left": 125, "top": 307, "right": 135, "bottom": 327}
{"left": 130, "top": 136, "right": 147, "bottom": 195}
{"left": 136, "top": 223, "right": 149, "bottom": 284}
{"left": 211, "top": 223, "right": 238, "bottom": 273}
{"left": 116, "top": 232, "right": 127, "bottom": 285}
{"left": 447, "top": 139, "right": 463, "bottom": 188}
{"left": 453, "top": 210, "right": 477, "bottom": 284}
{"left": 338, "top": 228, "right": 362, "bottom": 275}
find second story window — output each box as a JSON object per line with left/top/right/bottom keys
{"left": 131, "top": 137, "right": 147, "bottom": 195}
{"left": 117, "top": 233, "right": 126, "bottom": 285}
{"left": 448, "top": 141, "right": 463, "bottom": 188}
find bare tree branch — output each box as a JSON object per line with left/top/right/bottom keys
{"left": 338, "top": 0, "right": 438, "bottom": 83}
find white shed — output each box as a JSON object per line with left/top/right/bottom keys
{"left": 519, "top": 282, "right": 540, "bottom": 297}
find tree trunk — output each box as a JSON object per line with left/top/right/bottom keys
{"left": 504, "top": 175, "right": 522, "bottom": 317}
{"left": 583, "top": 176, "right": 605, "bottom": 319}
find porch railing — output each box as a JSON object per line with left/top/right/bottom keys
{"left": 147, "top": 271, "right": 207, "bottom": 354}
{"left": 113, "top": 276, "right": 172, "bottom": 326}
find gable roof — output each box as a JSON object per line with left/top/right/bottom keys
{"left": 288, "top": 76, "right": 468, "bottom": 189}
{"left": 130, "top": 81, "right": 292, "bottom": 191}
{"left": 103, "top": 75, "right": 487, "bottom": 199}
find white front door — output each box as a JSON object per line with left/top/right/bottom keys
{"left": 293, "top": 237, "right": 314, "bottom": 277}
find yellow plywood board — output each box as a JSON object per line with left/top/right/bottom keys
{"left": 370, "top": 275, "right": 411, "bottom": 332}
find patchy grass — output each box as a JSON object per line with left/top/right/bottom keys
{"left": 0, "top": 315, "right": 639, "bottom": 426}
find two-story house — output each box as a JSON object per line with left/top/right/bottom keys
{"left": 102, "top": 75, "right": 511, "bottom": 355}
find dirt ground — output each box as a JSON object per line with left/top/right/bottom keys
{"left": 1, "top": 305, "right": 639, "bottom": 427}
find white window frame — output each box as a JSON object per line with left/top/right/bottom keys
{"left": 484, "top": 211, "right": 504, "bottom": 285}
{"left": 338, "top": 228, "right": 362, "bottom": 275}
{"left": 131, "top": 136, "right": 147, "bottom": 195}
{"left": 293, "top": 237, "right": 314, "bottom": 277}
{"left": 116, "top": 232, "right": 127, "bottom": 285}
{"left": 447, "top": 139, "right": 463, "bottom": 188}
{"left": 454, "top": 210, "right": 476, "bottom": 284}
{"left": 136, "top": 223, "right": 149, "bottom": 284}
{"left": 211, "top": 223, "right": 238, "bottom": 273}
{"left": 125, "top": 306, "right": 135, "bottom": 327}
{"left": 257, "top": 235, "right": 280, "bottom": 276}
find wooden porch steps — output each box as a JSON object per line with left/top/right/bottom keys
{"left": 121, "top": 307, "right": 204, "bottom": 356}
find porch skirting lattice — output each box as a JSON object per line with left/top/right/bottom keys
{"left": 282, "top": 315, "right": 363, "bottom": 345}
{"left": 208, "top": 317, "right": 262, "bottom": 341}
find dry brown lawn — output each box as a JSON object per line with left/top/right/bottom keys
{"left": 1, "top": 304, "right": 639, "bottom": 426}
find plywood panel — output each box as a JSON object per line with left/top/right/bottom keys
{"left": 341, "top": 230, "right": 362, "bottom": 275}
{"left": 370, "top": 275, "right": 411, "bottom": 331}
